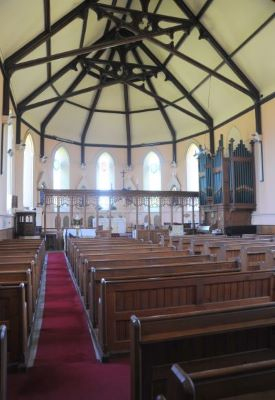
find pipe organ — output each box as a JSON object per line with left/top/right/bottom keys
{"left": 198, "top": 135, "right": 256, "bottom": 230}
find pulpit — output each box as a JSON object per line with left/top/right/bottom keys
{"left": 15, "top": 211, "right": 36, "bottom": 237}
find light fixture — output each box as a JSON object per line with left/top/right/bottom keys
{"left": 40, "top": 155, "right": 48, "bottom": 163}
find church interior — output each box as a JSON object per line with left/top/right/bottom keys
{"left": 0, "top": 1, "right": 275, "bottom": 399}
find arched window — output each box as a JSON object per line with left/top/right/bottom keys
{"left": 186, "top": 144, "right": 199, "bottom": 191}
{"left": 53, "top": 147, "right": 70, "bottom": 189}
{"left": 96, "top": 152, "right": 115, "bottom": 210}
{"left": 143, "top": 151, "right": 161, "bottom": 212}
{"left": 6, "top": 123, "right": 13, "bottom": 213}
{"left": 23, "top": 134, "right": 34, "bottom": 209}
{"left": 143, "top": 151, "right": 161, "bottom": 190}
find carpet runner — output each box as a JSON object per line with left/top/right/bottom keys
{"left": 8, "top": 252, "right": 130, "bottom": 400}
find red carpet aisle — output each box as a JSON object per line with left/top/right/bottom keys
{"left": 8, "top": 252, "right": 130, "bottom": 400}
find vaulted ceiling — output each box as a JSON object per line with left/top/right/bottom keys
{"left": 0, "top": 0, "right": 274, "bottom": 165}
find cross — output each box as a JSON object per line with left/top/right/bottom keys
{"left": 121, "top": 169, "right": 126, "bottom": 189}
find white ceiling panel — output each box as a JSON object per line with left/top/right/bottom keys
{"left": 46, "top": 103, "right": 87, "bottom": 141}
{"left": 86, "top": 113, "right": 126, "bottom": 145}
{"left": 131, "top": 111, "right": 172, "bottom": 145}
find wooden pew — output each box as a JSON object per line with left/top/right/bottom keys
{"left": 0, "top": 261, "right": 37, "bottom": 301}
{"left": 74, "top": 246, "right": 179, "bottom": 279}
{"left": 130, "top": 302, "right": 275, "bottom": 400}
{"left": 89, "top": 259, "right": 240, "bottom": 326}
{"left": 74, "top": 244, "right": 172, "bottom": 276}
{"left": 70, "top": 242, "right": 164, "bottom": 272}
{"left": 0, "top": 325, "right": 7, "bottom": 400}
{"left": 67, "top": 237, "right": 140, "bottom": 263}
{"left": 78, "top": 250, "right": 187, "bottom": 291}
{"left": 82, "top": 254, "right": 215, "bottom": 303}
{"left": 98, "top": 269, "right": 274, "bottom": 359}
{"left": 0, "top": 284, "right": 27, "bottom": 366}
{"left": 239, "top": 245, "right": 275, "bottom": 270}
{"left": 0, "top": 270, "right": 33, "bottom": 329}
{"left": 203, "top": 239, "right": 274, "bottom": 258}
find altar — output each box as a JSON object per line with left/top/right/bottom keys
{"left": 92, "top": 217, "right": 126, "bottom": 234}
{"left": 63, "top": 228, "right": 96, "bottom": 250}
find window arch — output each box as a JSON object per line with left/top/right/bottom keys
{"left": 143, "top": 151, "right": 161, "bottom": 213}
{"left": 53, "top": 146, "right": 70, "bottom": 189}
{"left": 96, "top": 152, "right": 115, "bottom": 210}
{"left": 6, "top": 123, "right": 13, "bottom": 213}
{"left": 143, "top": 151, "right": 161, "bottom": 191}
{"left": 186, "top": 144, "right": 199, "bottom": 192}
{"left": 23, "top": 134, "right": 34, "bottom": 209}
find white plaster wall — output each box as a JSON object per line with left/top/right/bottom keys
{"left": 252, "top": 99, "right": 275, "bottom": 225}
{"left": 0, "top": 69, "right": 14, "bottom": 230}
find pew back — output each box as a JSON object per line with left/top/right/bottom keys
{"left": 130, "top": 303, "right": 275, "bottom": 400}
{"left": 0, "top": 325, "right": 7, "bottom": 400}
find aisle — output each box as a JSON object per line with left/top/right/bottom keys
{"left": 8, "top": 252, "right": 130, "bottom": 400}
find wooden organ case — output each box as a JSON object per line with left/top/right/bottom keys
{"left": 198, "top": 136, "right": 256, "bottom": 231}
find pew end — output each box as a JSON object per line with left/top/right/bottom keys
{"left": 0, "top": 325, "right": 7, "bottom": 400}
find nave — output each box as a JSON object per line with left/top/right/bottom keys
{"left": 7, "top": 252, "right": 129, "bottom": 400}
{"left": 4, "top": 235, "right": 275, "bottom": 400}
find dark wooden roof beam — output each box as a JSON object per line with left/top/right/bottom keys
{"left": 128, "top": 81, "right": 207, "bottom": 124}
{"left": 173, "top": 0, "right": 259, "bottom": 100}
{"left": 164, "top": 0, "right": 213, "bottom": 67}
{"left": 139, "top": 43, "right": 213, "bottom": 125}
{"left": 93, "top": 10, "right": 254, "bottom": 98}
{"left": 132, "top": 48, "right": 177, "bottom": 162}
{"left": 44, "top": 0, "right": 52, "bottom": 80}
{"left": 79, "top": 8, "right": 89, "bottom": 48}
{"left": 5, "top": 0, "right": 91, "bottom": 67}
{"left": 124, "top": 84, "right": 132, "bottom": 167}
{"left": 80, "top": 49, "right": 116, "bottom": 164}
{"left": 93, "top": 4, "right": 193, "bottom": 29}
{"left": 10, "top": 5, "right": 192, "bottom": 73}
{"left": 17, "top": 27, "right": 120, "bottom": 110}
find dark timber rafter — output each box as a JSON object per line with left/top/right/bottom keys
{"left": 92, "top": 8, "right": 254, "bottom": 99}
{"left": 80, "top": 49, "right": 116, "bottom": 165}
{"left": 124, "top": 84, "right": 132, "bottom": 167}
{"left": 8, "top": 3, "right": 192, "bottom": 73}
{"left": 22, "top": 67, "right": 163, "bottom": 112}
{"left": 139, "top": 44, "right": 212, "bottom": 124}
{"left": 139, "top": 44, "right": 214, "bottom": 153}
{"left": 40, "top": 70, "right": 86, "bottom": 157}
{"left": 173, "top": 0, "right": 259, "bottom": 100}
{"left": 164, "top": 0, "right": 213, "bottom": 67}
{"left": 17, "top": 29, "right": 118, "bottom": 112}
{"left": 119, "top": 46, "right": 132, "bottom": 167}
{"left": 128, "top": 81, "right": 207, "bottom": 124}
{"left": 44, "top": 0, "right": 51, "bottom": 81}
{"left": 5, "top": 1, "right": 91, "bottom": 67}
{"left": 132, "top": 48, "right": 177, "bottom": 163}
{"left": 173, "top": 0, "right": 261, "bottom": 136}
{"left": 79, "top": 8, "right": 89, "bottom": 48}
